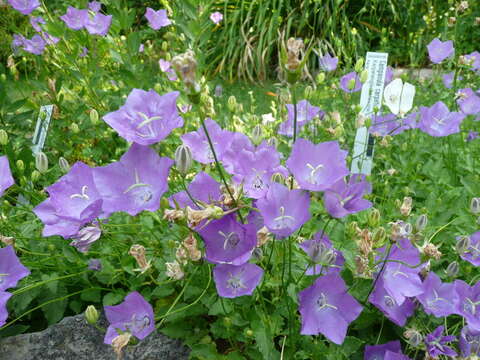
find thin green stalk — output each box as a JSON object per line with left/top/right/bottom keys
{"left": 364, "top": 242, "right": 393, "bottom": 303}
{"left": 11, "top": 270, "right": 88, "bottom": 296}
{"left": 290, "top": 85, "right": 298, "bottom": 189}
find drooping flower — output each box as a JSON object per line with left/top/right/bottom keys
{"left": 458, "top": 231, "right": 480, "bottom": 266}
{"left": 299, "top": 231, "right": 345, "bottom": 276}
{"left": 427, "top": 38, "right": 454, "bottom": 64}
{"left": 364, "top": 341, "right": 409, "bottom": 360}
{"left": 454, "top": 280, "right": 480, "bottom": 331}
{"left": 323, "top": 174, "right": 372, "bottom": 218}
{"left": 0, "top": 156, "right": 14, "bottom": 198}
{"left": 93, "top": 143, "right": 173, "bottom": 216}
{"left": 339, "top": 71, "right": 362, "bottom": 93}
{"left": 213, "top": 263, "right": 263, "bottom": 298}
{"left": 60, "top": 7, "right": 89, "bottom": 30}
{"left": 278, "top": 100, "right": 323, "bottom": 137}
{"left": 0, "top": 291, "right": 12, "bottom": 327}
{"left": 104, "top": 292, "right": 155, "bottom": 344}
{"left": 103, "top": 89, "right": 183, "bottom": 145}
{"left": 29, "top": 16, "right": 45, "bottom": 32}
{"left": 456, "top": 88, "right": 480, "bottom": 115}
{"left": 416, "top": 272, "right": 458, "bottom": 317}
{"left": 418, "top": 101, "right": 465, "bottom": 137}
{"left": 298, "top": 273, "right": 363, "bottom": 344}
{"left": 21, "top": 34, "right": 46, "bottom": 55}
{"left": 197, "top": 214, "right": 257, "bottom": 265}
{"left": 158, "top": 59, "right": 178, "bottom": 81}
{"left": 0, "top": 246, "right": 30, "bottom": 291}
{"left": 256, "top": 182, "right": 310, "bottom": 238}
{"left": 85, "top": 12, "right": 112, "bottom": 36}
{"left": 69, "top": 223, "right": 102, "bottom": 253}
{"left": 210, "top": 11, "right": 223, "bottom": 24}
{"left": 7, "top": 0, "right": 40, "bottom": 15}
{"left": 318, "top": 53, "right": 338, "bottom": 72}
{"left": 459, "top": 326, "right": 480, "bottom": 357}
{"left": 145, "top": 8, "right": 171, "bottom": 30}
{"left": 425, "top": 326, "right": 457, "bottom": 358}
{"left": 286, "top": 138, "right": 348, "bottom": 192}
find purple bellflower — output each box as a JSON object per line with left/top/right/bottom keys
{"left": 0, "top": 156, "right": 14, "bottom": 198}
{"left": 159, "top": 59, "right": 178, "bottom": 81}
{"left": 318, "top": 53, "right": 338, "bottom": 72}
{"left": 85, "top": 12, "right": 112, "bottom": 36}
{"left": 69, "top": 223, "right": 102, "bottom": 253}
{"left": 21, "top": 34, "right": 46, "bottom": 55}
{"left": 0, "top": 246, "right": 30, "bottom": 291}
{"left": 369, "top": 113, "right": 411, "bottom": 136}
{"left": 29, "top": 16, "right": 45, "bottom": 32}
{"left": 278, "top": 100, "right": 323, "bottom": 137}
{"left": 427, "top": 38, "right": 454, "bottom": 64}
{"left": 103, "top": 89, "right": 183, "bottom": 145}
{"left": 442, "top": 72, "right": 462, "bottom": 89}
{"left": 364, "top": 341, "right": 407, "bottom": 360}
{"left": 221, "top": 131, "right": 255, "bottom": 174}
{"left": 298, "top": 273, "right": 363, "bottom": 344}
{"left": 458, "top": 231, "right": 480, "bottom": 266}
{"left": 286, "top": 138, "right": 349, "bottom": 192}
{"left": 104, "top": 291, "right": 155, "bottom": 344}
{"left": 60, "top": 7, "right": 89, "bottom": 30}
{"left": 323, "top": 174, "right": 372, "bottom": 218}
{"left": 454, "top": 280, "right": 480, "bottom": 331}
{"left": 33, "top": 198, "right": 85, "bottom": 238}
{"left": 416, "top": 272, "right": 458, "bottom": 317}
{"left": 213, "top": 263, "right": 263, "bottom": 298}
{"left": 197, "top": 214, "right": 257, "bottom": 265}
{"left": 145, "top": 8, "right": 171, "bottom": 30}
{"left": 425, "top": 326, "right": 457, "bottom": 358}
{"left": 457, "top": 88, "right": 480, "bottom": 115}
{"left": 299, "top": 231, "right": 345, "bottom": 276}
{"left": 419, "top": 101, "right": 465, "bottom": 137}
{"left": 460, "top": 326, "right": 480, "bottom": 357}
{"left": 7, "top": 0, "right": 40, "bottom": 15}
{"left": 340, "top": 72, "right": 362, "bottom": 93}
{"left": 467, "top": 131, "right": 479, "bottom": 142}
{"left": 88, "top": 259, "right": 102, "bottom": 271}
{"left": 89, "top": 1, "right": 102, "bottom": 12}
{"left": 169, "top": 172, "right": 221, "bottom": 210}
{"left": 256, "top": 182, "right": 310, "bottom": 238}
{"left": 93, "top": 143, "right": 173, "bottom": 216}
{"left": 210, "top": 11, "right": 223, "bottom": 24}
{"left": 464, "top": 51, "right": 480, "bottom": 71}
{"left": 0, "top": 291, "right": 12, "bottom": 327}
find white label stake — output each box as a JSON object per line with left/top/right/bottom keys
{"left": 32, "top": 105, "right": 53, "bottom": 155}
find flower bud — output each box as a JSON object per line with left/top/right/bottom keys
{"left": 316, "top": 72, "right": 326, "bottom": 84}
{"left": 70, "top": 122, "right": 80, "bottom": 133}
{"left": 304, "top": 85, "right": 314, "bottom": 99}
{"left": 89, "top": 109, "right": 99, "bottom": 125}
{"left": 373, "top": 227, "right": 387, "bottom": 247}
{"left": 347, "top": 221, "right": 359, "bottom": 238}
{"left": 161, "top": 41, "right": 168, "bottom": 52}
{"left": 251, "top": 247, "right": 263, "bottom": 261}
{"left": 270, "top": 172, "right": 285, "bottom": 185}
{"left": 35, "top": 151, "right": 48, "bottom": 174}
{"left": 359, "top": 69, "right": 368, "bottom": 83}
{"left": 16, "top": 159, "right": 24, "bottom": 172}
{"left": 85, "top": 305, "right": 99, "bottom": 325}
{"left": 368, "top": 208, "right": 381, "bottom": 227}
{"left": 58, "top": 157, "right": 70, "bottom": 173}
{"left": 470, "top": 198, "right": 480, "bottom": 215}
{"left": 446, "top": 261, "right": 459, "bottom": 278}
{"left": 456, "top": 235, "right": 471, "bottom": 254}
{"left": 354, "top": 58, "right": 364, "bottom": 73}
{"left": 347, "top": 78, "right": 356, "bottom": 91}
{"left": 403, "top": 222, "right": 413, "bottom": 235}
{"left": 227, "top": 96, "right": 237, "bottom": 113}
{"left": 174, "top": 144, "right": 193, "bottom": 174}
{"left": 0, "top": 129, "right": 8, "bottom": 146}
{"left": 415, "top": 214, "right": 428, "bottom": 231}
{"left": 267, "top": 137, "right": 278, "bottom": 149}
{"left": 404, "top": 329, "right": 423, "bottom": 347}
{"left": 245, "top": 329, "right": 254, "bottom": 337}
{"left": 400, "top": 196, "right": 413, "bottom": 216}
{"left": 223, "top": 317, "right": 232, "bottom": 327}
{"left": 252, "top": 124, "right": 262, "bottom": 145}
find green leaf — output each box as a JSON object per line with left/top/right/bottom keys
{"left": 251, "top": 319, "right": 279, "bottom": 359}
{"left": 103, "top": 292, "right": 125, "bottom": 306}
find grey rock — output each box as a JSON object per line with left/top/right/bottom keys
{"left": 0, "top": 314, "right": 190, "bottom": 360}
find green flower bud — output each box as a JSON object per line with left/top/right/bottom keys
{"left": 58, "top": 157, "right": 70, "bottom": 173}
{"left": 31, "top": 170, "right": 41, "bottom": 182}
{"left": 316, "top": 72, "right": 326, "bottom": 84}
{"left": 89, "top": 109, "right": 99, "bottom": 125}
{"left": 271, "top": 172, "right": 285, "bottom": 185}
{"left": 368, "top": 208, "right": 381, "bottom": 227}
{"left": 415, "top": 214, "right": 428, "bottom": 232}
{"left": 35, "top": 151, "right": 48, "bottom": 174}
{"left": 373, "top": 227, "right": 387, "bottom": 247}
{"left": 223, "top": 317, "right": 232, "bottom": 327}
{"left": 346, "top": 221, "right": 359, "bottom": 238}
{"left": 85, "top": 305, "right": 99, "bottom": 325}
{"left": 210, "top": 206, "right": 224, "bottom": 219}
{"left": 0, "top": 129, "right": 8, "bottom": 146}
{"left": 227, "top": 96, "right": 237, "bottom": 113}
{"left": 0, "top": 74, "right": 6, "bottom": 82}
{"left": 16, "top": 160, "right": 25, "bottom": 172}
{"left": 161, "top": 41, "right": 168, "bottom": 52}
{"left": 154, "top": 83, "right": 162, "bottom": 93}
{"left": 354, "top": 57, "right": 364, "bottom": 73}
{"left": 174, "top": 144, "right": 193, "bottom": 174}
{"left": 252, "top": 124, "right": 262, "bottom": 145}
{"left": 471, "top": 197, "right": 480, "bottom": 215}
{"left": 245, "top": 329, "right": 254, "bottom": 337}
{"left": 70, "top": 123, "right": 80, "bottom": 134}
{"left": 304, "top": 85, "right": 314, "bottom": 99}
{"left": 359, "top": 69, "right": 369, "bottom": 83}
{"left": 446, "top": 261, "right": 459, "bottom": 278}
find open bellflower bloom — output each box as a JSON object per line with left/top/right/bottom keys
{"left": 93, "top": 143, "right": 173, "bottom": 216}
{"left": 442, "top": 72, "right": 462, "bottom": 89}
{"left": 425, "top": 326, "right": 457, "bottom": 358}
{"left": 103, "top": 89, "right": 183, "bottom": 145}
{"left": 85, "top": 12, "right": 112, "bottom": 36}
{"left": 286, "top": 138, "right": 348, "bottom": 192}
{"left": 21, "top": 34, "right": 46, "bottom": 55}
{"left": 418, "top": 101, "right": 465, "bottom": 137}
{"left": 169, "top": 172, "right": 221, "bottom": 210}
{"left": 60, "top": 7, "right": 89, "bottom": 30}
{"left": 197, "top": 214, "right": 257, "bottom": 265}
{"left": 89, "top": 1, "right": 102, "bottom": 12}
{"left": 383, "top": 78, "right": 415, "bottom": 116}
{"left": 0, "top": 156, "right": 15, "bottom": 197}
{"left": 256, "top": 182, "right": 310, "bottom": 238}
{"left": 416, "top": 272, "right": 458, "bottom": 317}
{"left": 104, "top": 292, "right": 155, "bottom": 344}
{"left": 340, "top": 72, "right": 362, "bottom": 93}
{"left": 364, "top": 340, "right": 410, "bottom": 360}
{"left": 318, "top": 53, "right": 338, "bottom": 72}
{"left": 213, "top": 263, "right": 263, "bottom": 298}
{"left": 457, "top": 88, "right": 480, "bottom": 115}
{"left": 323, "top": 174, "right": 372, "bottom": 218}
{"left": 0, "top": 246, "right": 30, "bottom": 291}
{"left": 0, "top": 291, "right": 12, "bottom": 327}
{"left": 460, "top": 326, "right": 480, "bottom": 357}
{"left": 30, "top": 16, "right": 45, "bottom": 32}
{"left": 298, "top": 273, "right": 363, "bottom": 344}
{"left": 145, "top": 8, "right": 171, "bottom": 30}
{"left": 8, "top": 0, "right": 40, "bottom": 15}
{"left": 464, "top": 51, "right": 480, "bottom": 71}
{"left": 458, "top": 231, "right": 480, "bottom": 266}
{"left": 278, "top": 100, "right": 323, "bottom": 137}
{"left": 454, "top": 280, "right": 480, "bottom": 331}
{"left": 210, "top": 11, "right": 223, "bottom": 24}
{"left": 159, "top": 59, "right": 178, "bottom": 81}
{"left": 299, "top": 231, "right": 345, "bottom": 276}
{"left": 427, "top": 38, "right": 454, "bottom": 64}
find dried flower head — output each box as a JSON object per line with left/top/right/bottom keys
{"left": 422, "top": 243, "right": 442, "bottom": 260}
{"left": 400, "top": 196, "right": 413, "bottom": 216}
{"left": 129, "top": 244, "right": 151, "bottom": 273}
{"left": 286, "top": 37, "right": 304, "bottom": 71}
{"left": 166, "top": 261, "right": 184, "bottom": 280}
{"left": 111, "top": 332, "right": 132, "bottom": 360}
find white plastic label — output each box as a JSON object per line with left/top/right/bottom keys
{"left": 32, "top": 105, "right": 53, "bottom": 155}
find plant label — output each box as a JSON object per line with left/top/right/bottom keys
{"left": 32, "top": 105, "right": 54, "bottom": 155}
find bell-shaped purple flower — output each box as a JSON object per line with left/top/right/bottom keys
{"left": 69, "top": 223, "right": 102, "bottom": 253}
{"left": 364, "top": 341, "right": 410, "bottom": 360}
{"left": 442, "top": 72, "right": 463, "bottom": 89}
{"left": 459, "top": 231, "right": 480, "bottom": 266}
{"left": 104, "top": 291, "right": 155, "bottom": 344}
{"left": 159, "top": 59, "right": 178, "bottom": 81}
{"left": 7, "top": 0, "right": 40, "bottom": 15}
{"left": 318, "top": 53, "right": 338, "bottom": 72}
{"left": 0, "top": 156, "right": 14, "bottom": 198}
{"left": 286, "top": 138, "right": 349, "bottom": 192}
{"left": 425, "top": 326, "right": 457, "bottom": 358}
{"left": 89, "top": 1, "right": 102, "bottom": 12}
{"left": 198, "top": 214, "right": 256, "bottom": 265}
{"left": 299, "top": 273, "right": 363, "bottom": 344}
{"left": 33, "top": 198, "right": 84, "bottom": 238}
{"left": 93, "top": 143, "right": 173, "bottom": 216}
{"left": 60, "top": 7, "right": 89, "bottom": 30}
{"left": 369, "top": 113, "right": 410, "bottom": 136}
{"left": 85, "top": 12, "right": 112, "bottom": 36}
{"left": 210, "top": 11, "right": 223, "bottom": 24}
{"left": 0, "top": 246, "right": 30, "bottom": 291}
{"left": 459, "top": 326, "right": 480, "bottom": 357}
{"left": 384, "top": 66, "right": 394, "bottom": 85}
{"left": 30, "top": 16, "right": 45, "bottom": 32}
{"left": 21, "top": 34, "right": 46, "bottom": 55}
{"left": 145, "top": 8, "right": 171, "bottom": 30}
{"left": 299, "top": 231, "right": 344, "bottom": 276}
{"left": 340, "top": 72, "right": 362, "bottom": 93}
{"left": 278, "top": 100, "right": 323, "bottom": 137}
{"left": 464, "top": 51, "right": 480, "bottom": 71}
{"left": 416, "top": 272, "right": 458, "bottom": 317}
{"left": 213, "top": 263, "right": 263, "bottom": 298}
{"left": 323, "top": 174, "right": 372, "bottom": 218}
{"left": 181, "top": 118, "right": 231, "bottom": 164}
{"left": 427, "top": 38, "right": 454, "bottom": 64}
{"left": 256, "top": 182, "right": 310, "bottom": 238}
{"left": 0, "top": 291, "right": 12, "bottom": 327}
{"left": 467, "top": 131, "right": 479, "bottom": 142}
{"left": 169, "top": 172, "right": 221, "bottom": 210}
{"left": 419, "top": 101, "right": 465, "bottom": 137}
{"left": 103, "top": 89, "right": 183, "bottom": 145}
{"left": 457, "top": 88, "right": 480, "bottom": 115}
{"left": 454, "top": 280, "right": 480, "bottom": 331}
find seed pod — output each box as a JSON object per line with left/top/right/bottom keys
{"left": 354, "top": 57, "right": 364, "bottom": 73}
{"left": 456, "top": 236, "right": 471, "bottom": 254}
{"left": 16, "top": 159, "right": 24, "bottom": 172}
{"left": 415, "top": 214, "right": 428, "bottom": 231}
{"left": 89, "top": 109, "right": 99, "bottom": 125}
{"left": 252, "top": 124, "right": 262, "bottom": 145}
{"left": 368, "top": 208, "right": 381, "bottom": 227}
{"left": 31, "top": 170, "right": 41, "bottom": 182}
{"left": 227, "top": 96, "right": 237, "bottom": 113}
{"left": 403, "top": 222, "right": 413, "bottom": 235}
{"left": 400, "top": 196, "right": 413, "bottom": 216}
{"left": 35, "top": 151, "right": 48, "bottom": 174}
{"left": 470, "top": 198, "right": 480, "bottom": 215}
{"left": 85, "top": 305, "right": 99, "bottom": 325}
{"left": 446, "top": 261, "right": 459, "bottom": 278}
{"left": 58, "top": 157, "right": 70, "bottom": 173}
{"left": 174, "top": 144, "right": 193, "bottom": 174}
{"left": 316, "top": 72, "right": 326, "bottom": 85}
{"left": 0, "top": 129, "right": 8, "bottom": 146}
{"left": 70, "top": 123, "right": 80, "bottom": 133}
{"left": 359, "top": 69, "right": 369, "bottom": 83}
{"left": 304, "top": 85, "right": 314, "bottom": 99}
{"left": 404, "top": 329, "right": 423, "bottom": 347}
{"left": 373, "top": 227, "right": 387, "bottom": 247}
{"left": 161, "top": 41, "right": 168, "bottom": 52}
